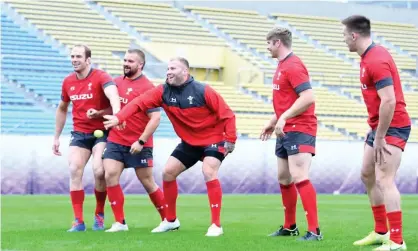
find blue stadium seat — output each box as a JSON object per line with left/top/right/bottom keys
{"left": 0, "top": 14, "right": 175, "bottom": 137}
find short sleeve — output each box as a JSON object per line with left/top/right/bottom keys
{"left": 147, "top": 107, "right": 161, "bottom": 113}
{"left": 99, "top": 71, "right": 115, "bottom": 89}
{"left": 367, "top": 61, "right": 393, "bottom": 90}
{"left": 286, "top": 64, "right": 312, "bottom": 95}
{"left": 61, "top": 79, "right": 70, "bottom": 102}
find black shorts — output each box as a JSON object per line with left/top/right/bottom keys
{"left": 171, "top": 141, "right": 226, "bottom": 169}
{"left": 365, "top": 126, "right": 410, "bottom": 151}
{"left": 102, "top": 141, "right": 153, "bottom": 168}
{"left": 275, "top": 131, "right": 316, "bottom": 159}
{"left": 69, "top": 130, "right": 108, "bottom": 150}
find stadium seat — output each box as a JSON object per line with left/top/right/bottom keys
{"left": 94, "top": 0, "right": 226, "bottom": 47}
{"left": 2, "top": 2, "right": 416, "bottom": 143}
{"left": 184, "top": 6, "right": 361, "bottom": 89}
{"left": 5, "top": 0, "right": 132, "bottom": 76}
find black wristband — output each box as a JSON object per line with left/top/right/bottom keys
{"left": 138, "top": 139, "right": 145, "bottom": 146}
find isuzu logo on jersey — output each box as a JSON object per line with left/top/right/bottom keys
{"left": 120, "top": 97, "right": 129, "bottom": 104}
{"left": 70, "top": 94, "right": 93, "bottom": 100}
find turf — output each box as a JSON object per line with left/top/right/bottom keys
{"left": 1, "top": 194, "right": 417, "bottom": 251}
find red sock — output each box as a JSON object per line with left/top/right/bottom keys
{"left": 387, "top": 211, "right": 403, "bottom": 244}
{"left": 70, "top": 190, "right": 85, "bottom": 222}
{"left": 149, "top": 188, "right": 167, "bottom": 221}
{"left": 295, "top": 180, "right": 319, "bottom": 233}
{"left": 107, "top": 185, "right": 125, "bottom": 224}
{"left": 94, "top": 189, "right": 107, "bottom": 215}
{"left": 206, "top": 179, "right": 222, "bottom": 227}
{"left": 372, "top": 205, "right": 388, "bottom": 234}
{"left": 163, "top": 180, "right": 178, "bottom": 222}
{"left": 280, "top": 183, "right": 297, "bottom": 228}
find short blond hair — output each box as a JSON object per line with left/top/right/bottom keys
{"left": 266, "top": 27, "right": 292, "bottom": 48}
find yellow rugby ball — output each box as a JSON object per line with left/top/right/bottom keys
{"left": 94, "top": 130, "right": 104, "bottom": 138}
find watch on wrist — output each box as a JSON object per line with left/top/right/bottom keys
{"left": 138, "top": 139, "right": 145, "bottom": 146}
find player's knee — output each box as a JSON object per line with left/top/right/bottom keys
{"left": 69, "top": 164, "right": 83, "bottom": 179}
{"left": 288, "top": 166, "right": 308, "bottom": 183}
{"left": 163, "top": 166, "right": 181, "bottom": 181}
{"left": 93, "top": 168, "right": 105, "bottom": 180}
{"left": 278, "top": 176, "right": 292, "bottom": 185}
{"left": 104, "top": 167, "right": 119, "bottom": 183}
{"left": 361, "top": 169, "right": 375, "bottom": 186}
{"left": 375, "top": 176, "right": 393, "bottom": 191}
{"left": 139, "top": 176, "right": 157, "bottom": 193}
{"left": 202, "top": 165, "right": 218, "bottom": 181}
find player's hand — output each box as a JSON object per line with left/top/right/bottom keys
{"left": 224, "top": 141, "right": 235, "bottom": 157}
{"left": 260, "top": 122, "right": 275, "bottom": 141}
{"left": 275, "top": 116, "right": 286, "bottom": 138}
{"left": 130, "top": 141, "right": 143, "bottom": 155}
{"left": 52, "top": 138, "right": 61, "bottom": 156}
{"left": 86, "top": 108, "right": 101, "bottom": 119}
{"left": 116, "top": 121, "right": 127, "bottom": 131}
{"left": 103, "top": 115, "right": 120, "bottom": 130}
{"left": 373, "top": 137, "right": 392, "bottom": 165}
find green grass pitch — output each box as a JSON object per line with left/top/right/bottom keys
{"left": 1, "top": 194, "right": 417, "bottom": 251}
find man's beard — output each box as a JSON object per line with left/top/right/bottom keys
{"left": 124, "top": 67, "right": 137, "bottom": 78}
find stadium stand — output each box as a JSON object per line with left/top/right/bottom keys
{"left": 95, "top": 0, "right": 225, "bottom": 47}
{"left": 1, "top": 13, "right": 71, "bottom": 106}
{"left": 372, "top": 21, "right": 418, "bottom": 57}
{"left": 184, "top": 6, "right": 360, "bottom": 86}
{"left": 1, "top": 13, "right": 73, "bottom": 134}
{"left": 0, "top": 82, "right": 69, "bottom": 135}
{"left": 273, "top": 13, "right": 417, "bottom": 69}
{"left": 271, "top": 13, "right": 418, "bottom": 91}
{"left": 4, "top": 0, "right": 132, "bottom": 76}
{"left": 1, "top": 10, "right": 174, "bottom": 136}
{"left": 1, "top": 1, "right": 416, "bottom": 143}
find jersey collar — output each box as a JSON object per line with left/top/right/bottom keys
{"left": 280, "top": 52, "right": 294, "bottom": 62}
{"left": 76, "top": 68, "right": 93, "bottom": 80}
{"left": 167, "top": 75, "right": 194, "bottom": 88}
{"left": 361, "top": 42, "right": 376, "bottom": 58}
{"left": 123, "top": 73, "right": 143, "bottom": 81}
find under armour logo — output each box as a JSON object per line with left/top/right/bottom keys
{"left": 141, "top": 159, "right": 147, "bottom": 164}
{"left": 211, "top": 204, "right": 219, "bottom": 208}
{"left": 88, "top": 83, "right": 92, "bottom": 90}
{"left": 111, "top": 201, "right": 116, "bottom": 205}
{"left": 70, "top": 86, "right": 75, "bottom": 91}
{"left": 211, "top": 144, "right": 217, "bottom": 148}
{"left": 290, "top": 145, "right": 297, "bottom": 150}
{"left": 126, "top": 88, "right": 133, "bottom": 95}
{"left": 170, "top": 97, "right": 176, "bottom": 103}
{"left": 391, "top": 228, "right": 399, "bottom": 233}
{"left": 361, "top": 67, "right": 366, "bottom": 78}
{"left": 187, "top": 95, "right": 194, "bottom": 104}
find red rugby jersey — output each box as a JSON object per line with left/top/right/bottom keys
{"left": 61, "top": 68, "right": 114, "bottom": 133}
{"left": 360, "top": 43, "right": 410, "bottom": 130}
{"left": 272, "top": 53, "right": 317, "bottom": 136}
{"left": 107, "top": 75, "right": 159, "bottom": 147}
{"left": 115, "top": 76, "right": 237, "bottom": 146}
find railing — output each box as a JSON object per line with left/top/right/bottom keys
{"left": 236, "top": 67, "right": 260, "bottom": 89}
